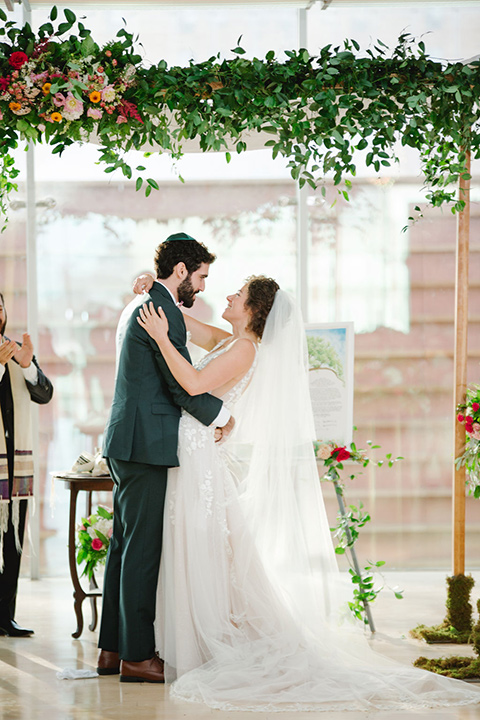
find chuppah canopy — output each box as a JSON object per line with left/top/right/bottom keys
{"left": 1, "top": 0, "right": 479, "bottom": 576}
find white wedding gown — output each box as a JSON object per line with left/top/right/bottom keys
{"left": 155, "top": 333, "right": 480, "bottom": 712}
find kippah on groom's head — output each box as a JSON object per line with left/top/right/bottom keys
{"left": 165, "top": 232, "right": 196, "bottom": 242}
{"left": 154, "top": 232, "right": 216, "bottom": 279}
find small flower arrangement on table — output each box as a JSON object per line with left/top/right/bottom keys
{"left": 76, "top": 505, "right": 113, "bottom": 580}
{"left": 456, "top": 384, "right": 480, "bottom": 498}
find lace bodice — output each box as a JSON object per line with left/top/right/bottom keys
{"left": 193, "top": 337, "right": 257, "bottom": 412}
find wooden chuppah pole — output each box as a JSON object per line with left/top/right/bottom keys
{"left": 452, "top": 149, "right": 471, "bottom": 576}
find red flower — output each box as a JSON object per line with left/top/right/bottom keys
{"left": 331, "top": 446, "right": 351, "bottom": 462}
{"left": 91, "top": 538, "right": 104, "bottom": 551}
{"left": 116, "top": 99, "right": 144, "bottom": 124}
{"left": 457, "top": 413, "right": 465, "bottom": 423}
{"left": 0, "top": 76, "right": 10, "bottom": 92}
{"left": 8, "top": 51, "right": 28, "bottom": 69}
{"left": 472, "top": 402, "right": 480, "bottom": 413}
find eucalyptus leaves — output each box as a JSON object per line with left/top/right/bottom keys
{"left": 0, "top": 6, "right": 479, "bottom": 231}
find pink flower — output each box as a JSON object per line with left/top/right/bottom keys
{"left": 91, "top": 538, "right": 104, "bottom": 551}
{"left": 472, "top": 402, "right": 480, "bottom": 412}
{"left": 87, "top": 106, "right": 103, "bottom": 120}
{"left": 0, "top": 77, "right": 10, "bottom": 92}
{"left": 101, "top": 84, "right": 116, "bottom": 103}
{"left": 30, "top": 71, "right": 48, "bottom": 83}
{"left": 116, "top": 114, "right": 127, "bottom": 124}
{"left": 37, "top": 123, "right": 46, "bottom": 132}
{"left": 317, "top": 444, "right": 333, "bottom": 460}
{"left": 53, "top": 92, "right": 66, "bottom": 107}
{"left": 62, "top": 92, "right": 84, "bottom": 120}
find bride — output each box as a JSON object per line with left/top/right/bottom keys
{"left": 136, "top": 274, "right": 480, "bottom": 712}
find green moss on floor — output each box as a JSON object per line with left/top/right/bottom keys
{"left": 414, "top": 656, "right": 480, "bottom": 680}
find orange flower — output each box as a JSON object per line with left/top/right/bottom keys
{"left": 51, "top": 112, "right": 62, "bottom": 122}
{"left": 9, "top": 101, "right": 21, "bottom": 112}
{"left": 89, "top": 90, "right": 101, "bottom": 103}
{"left": 42, "top": 82, "right": 52, "bottom": 96}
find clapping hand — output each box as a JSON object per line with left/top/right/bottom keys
{"left": 0, "top": 337, "right": 17, "bottom": 366}
{"left": 137, "top": 302, "right": 170, "bottom": 346}
{"left": 14, "top": 333, "right": 34, "bottom": 368}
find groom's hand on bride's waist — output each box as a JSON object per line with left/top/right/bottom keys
{"left": 215, "top": 415, "right": 235, "bottom": 444}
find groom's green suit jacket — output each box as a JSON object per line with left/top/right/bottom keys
{"left": 103, "top": 282, "right": 222, "bottom": 467}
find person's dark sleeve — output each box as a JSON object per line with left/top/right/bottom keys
{"left": 152, "top": 340, "right": 222, "bottom": 425}
{"left": 26, "top": 356, "right": 54, "bottom": 405}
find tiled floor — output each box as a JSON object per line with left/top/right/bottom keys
{"left": 2, "top": 571, "right": 480, "bottom": 719}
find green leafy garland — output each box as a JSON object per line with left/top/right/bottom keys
{"left": 1, "top": 6, "right": 479, "bottom": 230}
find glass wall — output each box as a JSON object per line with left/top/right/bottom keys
{"left": 2, "top": 2, "right": 479, "bottom": 577}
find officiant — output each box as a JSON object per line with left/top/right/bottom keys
{"left": 0, "top": 292, "right": 53, "bottom": 637}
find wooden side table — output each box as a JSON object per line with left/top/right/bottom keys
{"left": 54, "top": 473, "right": 114, "bottom": 639}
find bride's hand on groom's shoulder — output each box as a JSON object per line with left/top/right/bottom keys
{"left": 132, "top": 272, "right": 155, "bottom": 294}
{"left": 137, "top": 302, "right": 169, "bottom": 345}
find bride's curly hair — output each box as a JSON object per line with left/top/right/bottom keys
{"left": 244, "top": 275, "right": 280, "bottom": 339}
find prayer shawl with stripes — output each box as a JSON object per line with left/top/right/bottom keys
{"left": 0, "top": 360, "right": 34, "bottom": 571}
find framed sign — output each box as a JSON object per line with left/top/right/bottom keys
{"left": 305, "top": 323, "right": 354, "bottom": 447}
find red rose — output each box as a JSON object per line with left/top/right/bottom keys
{"left": 472, "top": 402, "right": 480, "bottom": 412}
{"left": 457, "top": 413, "right": 465, "bottom": 423}
{"left": 8, "top": 51, "right": 29, "bottom": 69}
{"left": 331, "top": 446, "right": 351, "bottom": 462}
{"left": 91, "top": 538, "right": 104, "bottom": 551}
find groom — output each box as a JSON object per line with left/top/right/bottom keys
{"left": 97, "top": 233, "right": 232, "bottom": 683}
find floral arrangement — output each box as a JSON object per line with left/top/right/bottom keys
{"left": 456, "top": 384, "right": 480, "bottom": 498}
{"left": 0, "top": 6, "right": 479, "bottom": 232}
{"left": 0, "top": 8, "right": 142, "bottom": 132}
{"left": 76, "top": 505, "right": 113, "bottom": 580}
{"left": 315, "top": 438, "right": 403, "bottom": 624}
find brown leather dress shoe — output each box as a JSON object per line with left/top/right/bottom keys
{"left": 120, "top": 655, "right": 165, "bottom": 683}
{"left": 97, "top": 649, "right": 120, "bottom": 675}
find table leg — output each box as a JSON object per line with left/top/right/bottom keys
{"left": 68, "top": 486, "right": 87, "bottom": 639}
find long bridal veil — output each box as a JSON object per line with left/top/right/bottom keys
{"left": 225, "top": 289, "right": 348, "bottom": 632}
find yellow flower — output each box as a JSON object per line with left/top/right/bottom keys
{"left": 51, "top": 112, "right": 62, "bottom": 123}
{"left": 89, "top": 91, "right": 101, "bottom": 103}
{"left": 42, "top": 82, "right": 52, "bottom": 96}
{"left": 9, "top": 101, "right": 21, "bottom": 112}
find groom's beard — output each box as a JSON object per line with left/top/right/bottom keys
{"left": 177, "top": 275, "right": 198, "bottom": 309}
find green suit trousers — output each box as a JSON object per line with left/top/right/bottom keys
{"left": 98, "top": 458, "right": 167, "bottom": 661}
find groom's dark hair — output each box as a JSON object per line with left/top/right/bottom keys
{"left": 154, "top": 235, "right": 216, "bottom": 279}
